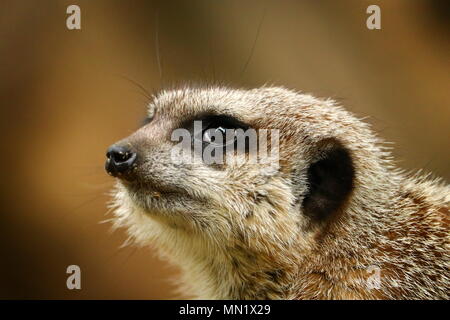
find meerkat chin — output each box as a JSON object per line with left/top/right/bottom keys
{"left": 105, "top": 86, "right": 449, "bottom": 300}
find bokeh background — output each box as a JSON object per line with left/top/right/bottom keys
{"left": 0, "top": 0, "right": 448, "bottom": 299}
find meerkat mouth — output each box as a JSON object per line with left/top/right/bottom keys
{"left": 119, "top": 180, "right": 212, "bottom": 220}
{"left": 123, "top": 180, "right": 184, "bottom": 198}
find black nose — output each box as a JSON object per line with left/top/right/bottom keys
{"left": 105, "top": 145, "right": 137, "bottom": 177}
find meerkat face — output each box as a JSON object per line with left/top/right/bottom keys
{"left": 106, "top": 86, "right": 358, "bottom": 250}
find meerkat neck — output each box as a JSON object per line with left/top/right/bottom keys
{"left": 167, "top": 173, "right": 403, "bottom": 299}
{"left": 178, "top": 241, "right": 299, "bottom": 299}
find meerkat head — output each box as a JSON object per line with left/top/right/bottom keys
{"left": 106, "top": 86, "right": 392, "bottom": 298}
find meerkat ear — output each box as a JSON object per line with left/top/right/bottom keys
{"left": 302, "top": 138, "right": 355, "bottom": 222}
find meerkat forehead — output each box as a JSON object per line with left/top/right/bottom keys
{"left": 149, "top": 86, "right": 326, "bottom": 129}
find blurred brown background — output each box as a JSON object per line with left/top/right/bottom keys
{"left": 0, "top": 0, "right": 448, "bottom": 299}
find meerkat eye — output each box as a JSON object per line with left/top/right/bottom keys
{"left": 202, "top": 127, "right": 229, "bottom": 144}
{"left": 185, "top": 114, "right": 251, "bottom": 153}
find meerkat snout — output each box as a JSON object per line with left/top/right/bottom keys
{"left": 105, "top": 145, "right": 137, "bottom": 178}
{"left": 107, "top": 86, "right": 449, "bottom": 300}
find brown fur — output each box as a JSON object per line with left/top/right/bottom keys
{"left": 108, "top": 86, "right": 449, "bottom": 299}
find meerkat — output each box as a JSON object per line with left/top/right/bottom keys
{"left": 105, "top": 86, "right": 449, "bottom": 299}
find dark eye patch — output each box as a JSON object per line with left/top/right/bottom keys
{"left": 175, "top": 112, "right": 253, "bottom": 166}
{"left": 201, "top": 114, "right": 250, "bottom": 132}
{"left": 179, "top": 113, "right": 250, "bottom": 133}
{"left": 185, "top": 114, "right": 250, "bottom": 147}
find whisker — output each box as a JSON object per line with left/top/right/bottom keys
{"left": 115, "top": 74, "right": 153, "bottom": 101}
{"left": 69, "top": 194, "right": 106, "bottom": 213}
{"left": 155, "top": 11, "right": 163, "bottom": 86}
{"left": 240, "top": 6, "right": 267, "bottom": 78}
{"left": 207, "top": 0, "right": 216, "bottom": 82}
